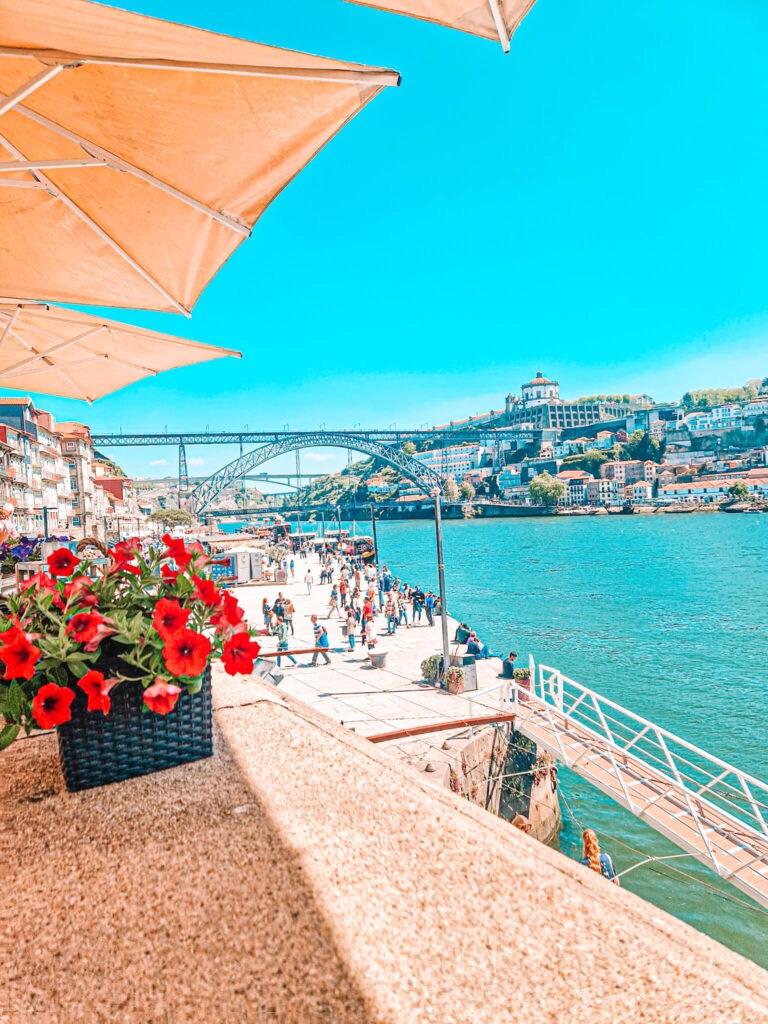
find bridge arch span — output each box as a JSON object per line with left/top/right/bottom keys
{"left": 187, "top": 432, "right": 443, "bottom": 514}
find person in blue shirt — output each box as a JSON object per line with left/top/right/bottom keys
{"left": 580, "top": 829, "right": 620, "bottom": 885}
{"left": 311, "top": 625, "right": 331, "bottom": 667}
{"left": 425, "top": 592, "right": 435, "bottom": 626}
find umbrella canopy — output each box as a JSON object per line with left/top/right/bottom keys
{"left": 343, "top": 0, "right": 537, "bottom": 51}
{"left": 0, "top": 0, "right": 399, "bottom": 314}
{"left": 0, "top": 301, "right": 240, "bottom": 402}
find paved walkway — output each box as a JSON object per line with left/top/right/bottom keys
{"left": 233, "top": 552, "right": 510, "bottom": 759}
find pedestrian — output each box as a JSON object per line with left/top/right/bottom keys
{"left": 311, "top": 613, "right": 322, "bottom": 646}
{"left": 345, "top": 607, "right": 357, "bottom": 650}
{"left": 284, "top": 597, "right": 295, "bottom": 636}
{"left": 262, "top": 597, "right": 272, "bottom": 633}
{"left": 275, "top": 616, "right": 297, "bottom": 667}
{"left": 327, "top": 585, "right": 340, "bottom": 618}
{"left": 397, "top": 593, "right": 409, "bottom": 628}
{"left": 385, "top": 595, "right": 396, "bottom": 634}
{"left": 312, "top": 625, "right": 331, "bottom": 666}
{"left": 580, "top": 829, "right": 620, "bottom": 885}
{"left": 305, "top": 568, "right": 313, "bottom": 594}
{"left": 289, "top": 558, "right": 295, "bottom": 578}
{"left": 412, "top": 587, "right": 424, "bottom": 623}
{"left": 425, "top": 591, "right": 435, "bottom": 627}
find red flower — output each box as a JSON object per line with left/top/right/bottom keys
{"left": 47, "top": 548, "right": 81, "bottom": 577}
{"left": 222, "top": 632, "right": 261, "bottom": 676}
{"left": 112, "top": 537, "right": 142, "bottom": 562}
{"left": 82, "top": 620, "right": 117, "bottom": 653}
{"left": 111, "top": 561, "right": 142, "bottom": 576}
{"left": 0, "top": 620, "right": 26, "bottom": 646}
{"left": 31, "top": 683, "right": 75, "bottom": 730}
{"left": 54, "top": 576, "right": 98, "bottom": 611}
{"left": 162, "top": 628, "right": 211, "bottom": 678}
{"left": 66, "top": 578, "right": 98, "bottom": 608}
{"left": 186, "top": 541, "right": 210, "bottom": 569}
{"left": 66, "top": 610, "right": 107, "bottom": 645}
{"left": 192, "top": 574, "right": 221, "bottom": 608}
{"left": 77, "top": 669, "right": 117, "bottom": 715}
{"left": 21, "top": 571, "right": 58, "bottom": 595}
{"left": 152, "top": 598, "right": 191, "bottom": 640}
{"left": 160, "top": 564, "right": 180, "bottom": 585}
{"left": 143, "top": 677, "right": 182, "bottom": 716}
{"left": 211, "top": 590, "right": 245, "bottom": 634}
{"left": 0, "top": 635, "right": 41, "bottom": 680}
{"left": 161, "top": 534, "right": 194, "bottom": 568}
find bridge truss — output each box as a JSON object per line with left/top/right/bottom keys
{"left": 90, "top": 426, "right": 524, "bottom": 448}
{"left": 186, "top": 432, "right": 443, "bottom": 514}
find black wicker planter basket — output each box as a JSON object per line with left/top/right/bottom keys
{"left": 57, "top": 668, "right": 213, "bottom": 792}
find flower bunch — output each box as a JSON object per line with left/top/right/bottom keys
{"left": 0, "top": 535, "right": 260, "bottom": 748}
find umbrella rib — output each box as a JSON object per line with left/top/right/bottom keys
{"left": 0, "top": 159, "right": 104, "bottom": 172}
{"left": 0, "top": 179, "right": 46, "bottom": 189}
{"left": 0, "top": 129, "right": 190, "bottom": 316}
{"left": 0, "top": 95, "right": 251, "bottom": 237}
{"left": 52, "top": 364, "right": 93, "bottom": 403}
{"left": 0, "top": 47, "right": 400, "bottom": 87}
{"left": 0, "top": 307, "right": 21, "bottom": 349}
{"left": 487, "top": 0, "right": 511, "bottom": 52}
{"left": 0, "top": 65, "right": 66, "bottom": 118}
{"left": 2, "top": 355, "right": 105, "bottom": 378}
{"left": 0, "top": 327, "right": 104, "bottom": 374}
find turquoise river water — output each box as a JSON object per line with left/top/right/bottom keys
{"left": 372, "top": 514, "right": 768, "bottom": 968}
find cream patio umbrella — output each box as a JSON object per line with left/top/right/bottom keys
{"left": 0, "top": 0, "right": 399, "bottom": 315}
{"left": 343, "top": 0, "right": 537, "bottom": 52}
{"left": 0, "top": 301, "right": 240, "bottom": 402}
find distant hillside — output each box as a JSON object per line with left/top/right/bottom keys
{"left": 300, "top": 456, "right": 399, "bottom": 505}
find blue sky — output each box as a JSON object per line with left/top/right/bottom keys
{"left": 16, "top": 0, "right": 768, "bottom": 482}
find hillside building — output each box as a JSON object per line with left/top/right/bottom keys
{"left": 504, "top": 371, "right": 633, "bottom": 429}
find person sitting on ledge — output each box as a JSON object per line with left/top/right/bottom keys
{"left": 499, "top": 651, "right": 517, "bottom": 679}
{"left": 466, "top": 632, "right": 495, "bottom": 660}
{"left": 454, "top": 622, "right": 472, "bottom": 644}
{"left": 580, "top": 828, "right": 620, "bottom": 885}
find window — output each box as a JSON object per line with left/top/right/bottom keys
{"left": 72, "top": 516, "right": 80, "bottom": 526}
{"left": 66, "top": 441, "right": 75, "bottom": 451}
{"left": 72, "top": 497, "right": 79, "bottom": 508}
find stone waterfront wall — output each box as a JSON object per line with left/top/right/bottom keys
{"left": 406, "top": 723, "right": 561, "bottom": 845}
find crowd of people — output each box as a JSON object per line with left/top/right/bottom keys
{"left": 259, "top": 545, "right": 441, "bottom": 663}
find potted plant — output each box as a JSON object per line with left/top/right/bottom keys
{"left": 513, "top": 666, "right": 531, "bottom": 700}
{"left": 421, "top": 655, "right": 438, "bottom": 685}
{"left": 0, "top": 535, "right": 261, "bottom": 791}
{"left": 445, "top": 664, "right": 464, "bottom": 695}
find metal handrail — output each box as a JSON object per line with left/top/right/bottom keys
{"left": 536, "top": 664, "right": 768, "bottom": 798}
{"left": 529, "top": 664, "right": 768, "bottom": 840}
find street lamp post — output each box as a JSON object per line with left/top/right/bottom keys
{"left": 431, "top": 487, "right": 451, "bottom": 684}
{"left": 369, "top": 502, "right": 379, "bottom": 565}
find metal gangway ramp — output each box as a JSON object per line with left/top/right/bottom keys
{"left": 510, "top": 660, "right": 768, "bottom": 910}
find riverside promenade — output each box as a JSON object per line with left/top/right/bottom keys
{"left": 233, "top": 551, "right": 511, "bottom": 762}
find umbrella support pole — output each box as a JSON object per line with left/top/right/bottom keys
{"left": 0, "top": 64, "right": 65, "bottom": 118}
{"left": 487, "top": 0, "right": 511, "bottom": 52}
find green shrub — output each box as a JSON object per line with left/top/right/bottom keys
{"left": 421, "top": 655, "right": 438, "bottom": 683}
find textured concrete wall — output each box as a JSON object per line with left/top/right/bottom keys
{"left": 3, "top": 673, "right": 767, "bottom": 1023}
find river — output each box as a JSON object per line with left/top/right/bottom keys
{"left": 372, "top": 513, "right": 768, "bottom": 967}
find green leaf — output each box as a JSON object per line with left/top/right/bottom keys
{"left": 0, "top": 723, "right": 20, "bottom": 749}
{"left": 186, "top": 675, "right": 203, "bottom": 695}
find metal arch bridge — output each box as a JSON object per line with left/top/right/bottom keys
{"left": 185, "top": 432, "right": 444, "bottom": 514}
{"left": 90, "top": 426, "right": 518, "bottom": 447}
